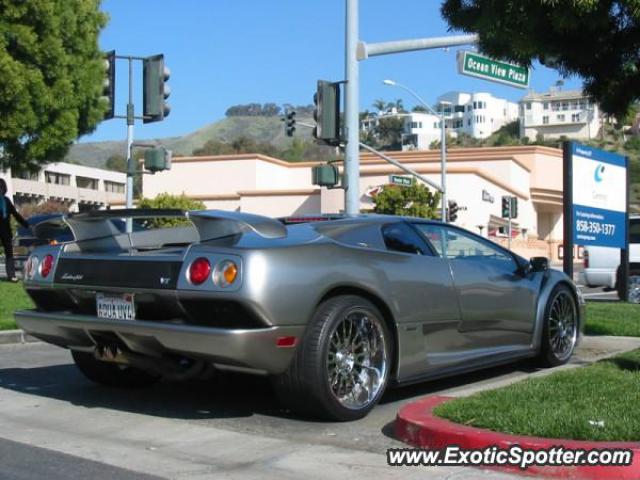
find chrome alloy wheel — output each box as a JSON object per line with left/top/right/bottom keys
{"left": 629, "top": 276, "right": 640, "bottom": 304}
{"left": 548, "top": 291, "right": 578, "bottom": 362}
{"left": 326, "top": 310, "right": 387, "bottom": 410}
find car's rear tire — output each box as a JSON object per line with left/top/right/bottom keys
{"left": 71, "top": 350, "right": 160, "bottom": 388}
{"left": 538, "top": 285, "right": 579, "bottom": 367}
{"left": 273, "top": 295, "right": 392, "bottom": 421}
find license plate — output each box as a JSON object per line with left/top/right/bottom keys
{"left": 96, "top": 293, "right": 136, "bottom": 321}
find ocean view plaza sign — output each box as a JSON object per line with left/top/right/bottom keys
{"left": 457, "top": 51, "right": 529, "bottom": 89}
{"left": 570, "top": 143, "right": 627, "bottom": 248}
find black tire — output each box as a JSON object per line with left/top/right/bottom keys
{"left": 538, "top": 284, "right": 579, "bottom": 367}
{"left": 273, "top": 295, "right": 392, "bottom": 421}
{"left": 617, "top": 267, "right": 640, "bottom": 302}
{"left": 71, "top": 350, "right": 160, "bottom": 388}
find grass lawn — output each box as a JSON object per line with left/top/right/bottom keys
{"left": 0, "top": 281, "right": 34, "bottom": 330}
{"left": 585, "top": 302, "right": 640, "bottom": 337}
{"left": 434, "top": 349, "right": 640, "bottom": 441}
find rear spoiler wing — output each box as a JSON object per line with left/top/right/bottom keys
{"left": 64, "top": 209, "right": 287, "bottom": 243}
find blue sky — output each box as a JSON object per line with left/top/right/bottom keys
{"left": 84, "top": 0, "right": 582, "bottom": 143}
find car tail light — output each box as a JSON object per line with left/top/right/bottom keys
{"left": 40, "top": 254, "right": 54, "bottom": 278}
{"left": 188, "top": 257, "right": 211, "bottom": 285}
{"left": 214, "top": 260, "right": 238, "bottom": 288}
{"left": 583, "top": 250, "right": 589, "bottom": 269}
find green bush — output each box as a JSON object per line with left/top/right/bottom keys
{"left": 137, "top": 193, "right": 205, "bottom": 229}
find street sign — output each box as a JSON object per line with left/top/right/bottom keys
{"left": 457, "top": 51, "right": 529, "bottom": 89}
{"left": 569, "top": 143, "right": 628, "bottom": 248}
{"left": 389, "top": 175, "right": 414, "bottom": 187}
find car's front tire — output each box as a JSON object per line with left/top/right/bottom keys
{"left": 273, "top": 295, "right": 392, "bottom": 421}
{"left": 71, "top": 351, "right": 160, "bottom": 388}
{"left": 538, "top": 285, "right": 579, "bottom": 367}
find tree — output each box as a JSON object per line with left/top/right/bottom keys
{"left": 137, "top": 193, "right": 205, "bottom": 229}
{"left": 373, "top": 99, "right": 388, "bottom": 113}
{"left": 0, "top": 0, "right": 108, "bottom": 171}
{"left": 19, "top": 199, "right": 69, "bottom": 219}
{"left": 105, "top": 154, "right": 126, "bottom": 173}
{"left": 373, "top": 183, "right": 441, "bottom": 218}
{"left": 441, "top": 0, "right": 640, "bottom": 116}
{"left": 375, "top": 116, "right": 405, "bottom": 150}
{"left": 412, "top": 105, "right": 428, "bottom": 113}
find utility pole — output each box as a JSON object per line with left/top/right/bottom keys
{"left": 342, "top": 0, "right": 477, "bottom": 215}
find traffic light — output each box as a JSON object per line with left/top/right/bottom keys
{"left": 312, "top": 164, "right": 340, "bottom": 188}
{"left": 448, "top": 200, "right": 460, "bottom": 223}
{"left": 510, "top": 197, "right": 518, "bottom": 219}
{"left": 143, "top": 54, "right": 171, "bottom": 123}
{"left": 501, "top": 196, "right": 511, "bottom": 218}
{"left": 313, "top": 80, "right": 341, "bottom": 146}
{"left": 102, "top": 50, "right": 116, "bottom": 120}
{"left": 285, "top": 110, "right": 296, "bottom": 137}
{"left": 144, "top": 147, "right": 172, "bottom": 173}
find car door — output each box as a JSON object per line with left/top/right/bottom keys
{"left": 379, "top": 222, "right": 465, "bottom": 377}
{"left": 413, "top": 223, "right": 540, "bottom": 351}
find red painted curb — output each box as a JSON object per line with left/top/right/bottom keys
{"left": 395, "top": 396, "right": 640, "bottom": 479}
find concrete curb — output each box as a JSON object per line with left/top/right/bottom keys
{"left": 395, "top": 396, "right": 640, "bottom": 479}
{"left": 0, "top": 329, "right": 39, "bottom": 345}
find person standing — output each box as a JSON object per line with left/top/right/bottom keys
{"left": 0, "top": 179, "right": 29, "bottom": 282}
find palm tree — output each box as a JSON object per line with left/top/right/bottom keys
{"left": 373, "top": 99, "right": 387, "bottom": 113}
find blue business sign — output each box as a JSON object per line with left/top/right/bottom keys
{"left": 570, "top": 143, "right": 627, "bottom": 248}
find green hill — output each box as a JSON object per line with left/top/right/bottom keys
{"left": 66, "top": 115, "right": 316, "bottom": 169}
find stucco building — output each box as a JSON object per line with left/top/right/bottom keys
{"left": 1, "top": 162, "right": 126, "bottom": 212}
{"left": 141, "top": 146, "right": 570, "bottom": 262}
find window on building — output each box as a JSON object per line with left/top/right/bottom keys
{"left": 571, "top": 101, "right": 579, "bottom": 110}
{"left": 572, "top": 113, "right": 580, "bottom": 122}
{"left": 525, "top": 102, "right": 532, "bottom": 110}
{"left": 467, "top": 105, "right": 472, "bottom": 111}
{"left": 467, "top": 119, "right": 471, "bottom": 126}
{"left": 551, "top": 102, "right": 560, "bottom": 111}
{"left": 76, "top": 176, "right": 98, "bottom": 190}
{"left": 542, "top": 115, "right": 549, "bottom": 124}
{"left": 543, "top": 102, "right": 549, "bottom": 110}
{"left": 557, "top": 114, "right": 565, "bottom": 122}
{"left": 45, "top": 171, "right": 70, "bottom": 185}
{"left": 473, "top": 101, "right": 477, "bottom": 109}
{"left": 562, "top": 102, "right": 569, "bottom": 111}
{"left": 418, "top": 122, "right": 422, "bottom": 128}
{"left": 454, "top": 105, "right": 465, "bottom": 113}
{"left": 12, "top": 171, "right": 39, "bottom": 181}
{"left": 104, "top": 181, "right": 125, "bottom": 194}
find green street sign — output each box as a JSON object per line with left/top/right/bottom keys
{"left": 457, "top": 51, "right": 529, "bottom": 89}
{"left": 389, "top": 175, "right": 413, "bottom": 187}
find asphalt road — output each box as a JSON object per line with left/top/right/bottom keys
{"left": 1, "top": 338, "right": 639, "bottom": 480}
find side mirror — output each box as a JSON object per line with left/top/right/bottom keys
{"left": 530, "top": 256, "right": 549, "bottom": 272}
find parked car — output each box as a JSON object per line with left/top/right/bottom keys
{"left": 582, "top": 215, "right": 640, "bottom": 302}
{"left": 12, "top": 214, "right": 73, "bottom": 272}
{"left": 15, "top": 210, "right": 584, "bottom": 421}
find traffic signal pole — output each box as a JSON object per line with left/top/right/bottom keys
{"left": 342, "top": 0, "right": 477, "bottom": 215}
{"left": 126, "top": 57, "right": 135, "bottom": 232}
{"left": 344, "top": 0, "right": 360, "bottom": 215}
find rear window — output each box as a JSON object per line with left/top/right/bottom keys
{"left": 316, "top": 223, "right": 386, "bottom": 250}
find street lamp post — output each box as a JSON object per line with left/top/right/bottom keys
{"left": 383, "top": 80, "right": 450, "bottom": 222}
